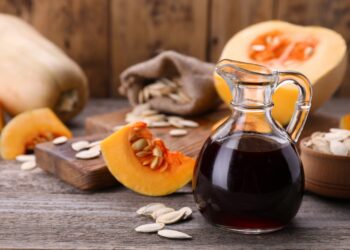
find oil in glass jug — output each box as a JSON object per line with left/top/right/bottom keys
{"left": 193, "top": 59, "right": 312, "bottom": 234}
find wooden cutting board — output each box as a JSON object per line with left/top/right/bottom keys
{"left": 36, "top": 106, "right": 339, "bottom": 191}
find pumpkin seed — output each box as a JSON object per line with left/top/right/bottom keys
{"left": 168, "top": 93, "right": 183, "bottom": 103}
{"left": 20, "top": 161, "right": 37, "bottom": 171}
{"left": 179, "top": 120, "right": 199, "bottom": 128}
{"left": 136, "top": 150, "right": 152, "bottom": 158}
{"left": 142, "top": 159, "right": 152, "bottom": 166}
{"left": 156, "top": 210, "right": 186, "bottom": 224}
{"left": 168, "top": 119, "right": 184, "bottom": 128}
{"left": 150, "top": 156, "right": 161, "bottom": 169}
{"left": 151, "top": 207, "right": 175, "bottom": 220}
{"left": 132, "top": 103, "right": 151, "bottom": 115}
{"left": 71, "top": 140, "right": 90, "bottom": 151}
{"left": 16, "top": 154, "right": 36, "bottom": 162}
{"left": 148, "top": 121, "right": 171, "bottom": 128}
{"left": 152, "top": 146, "right": 163, "bottom": 157}
{"left": 135, "top": 223, "right": 165, "bottom": 233}
{"left": 343, "top": 139, "right": 350, "bottom": 151}
{"left": 132, "top": 138, "right": 148, "bottom": 151}
{"left": 52, "top": 136, "right": 68, "bottom": 145}
{"left": 89, "top": 145, "right": 101, "bottom": 152}
{"left": 330, "top": 141, "right": 348, "bottom": 156}
{"left": 169, "top": 129, "right": 187, "bottom": 137}
{"left": 157, "top": 229, "right": 192, "bottom": 239}
{"left": 75, "top": 149, "right": 100, "bottom": 160}
{"left": 251, "top": 44, "right": 266, "bottom": 51}
{"left": 137, "top": 203, "right": 166, "bottom": 216}
{"left": 178, "top": 207, "right": 192, "bottom": 219}
{"left": 141, "top": 110, "right": 158, "bottom": 117}
{"left": 324, "top": 132, "right": 349, "bottom": 142}
{"left": 138, "top": 91, "right": 144, "bottom": 104}
{"left": 88, "top": 140, "right": 102, "bottom": 148}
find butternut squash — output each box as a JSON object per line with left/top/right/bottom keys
{"left": 0, "top": 14, "right": 88, "bottom": 122}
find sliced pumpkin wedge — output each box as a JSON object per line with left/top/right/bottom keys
{"left": 101, "top": 121, "right": 195, "bottom": 196}
{"left": 0, "top": 108, "right": 72, "bottom": 160}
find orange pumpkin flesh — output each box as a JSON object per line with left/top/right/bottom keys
{"left": 101, "top": 122, "right": 195, "bottom": 196}
{"left": 0, "top": 108, "right": 72, "bottom": 160}
{"left": 340, "top": 114, "right": 350, "bottom": 130}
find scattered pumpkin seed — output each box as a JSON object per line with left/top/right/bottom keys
{"left": 169, "top": 129, "right": 188, "bottom": 137}
{"left": 71, "top": 140, "right": 90, "bottom": 151}
{"left": 137, "top": 203, "right": 166, "bottom": 216}
{"left": 52, "top": 136, "right": 68, "bottom": 145}
{"left": 16, "top": 154, "right": 36, "bottom": 162}
{"left": 20, "top": 161, "right": 37, "bottom": 171}
{"left": 157, "top": 229, "right": 192, "bottom": 239}
{"left": 151, "top": 207, "right": 175, "bottom": 220}
{"left": 75, "top": 149, "right": 100, "bottom": 160}
{"left": 179, "top": 120, "right": 199, "bottom": 128}
{"left": 88, "top": 140, "right": 102, "bottom": 148}
{"left": 156, "top": 210, "right": 186, "bottom": 225}
{"left": 135, "top": 223, "right": 165, "bottom": 233}
{"left": 178, "top": 207, "right": 193, "bottom": 219}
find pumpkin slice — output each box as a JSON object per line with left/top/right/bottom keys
{"left": 101, "top": 121, "right": 195, "bottom": 196}
{"left": 1, "top": 108, "right": 72, "bottom": 160}
{"left": 216, "top": 20, "right": 347, "bottom": 125}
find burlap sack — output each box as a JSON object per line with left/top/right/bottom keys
{"left": 119, "top": 51, "right": 221, "bottom": 116}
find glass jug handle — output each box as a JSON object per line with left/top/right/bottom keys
{"left": 275, "top": 71, "right": 313, "bottom": 142}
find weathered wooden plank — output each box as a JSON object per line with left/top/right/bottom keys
{"left": 0, "top": 191, "right": 350, "bottom": 249}
{"left": 208, "top": 0, "right": 274, "bottom": 62}
{"left": 276, "top": 0, "right": 350, "bottom": 97}
{"left": 110, "top": 0, "right": 209, "bottom": 96}
{"left": 0, "top": 0, "right": 110, "bottom": 97}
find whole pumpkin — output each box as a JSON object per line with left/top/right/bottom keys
{"left": 0, "top": 14, "right": 88, "bottom": 128}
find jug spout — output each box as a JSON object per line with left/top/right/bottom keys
{"left": 215, "top": 59, "right": 277, "bottom": 110}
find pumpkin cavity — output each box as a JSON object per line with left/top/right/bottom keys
{"left": 128, "top": 122, "right": 172, "bottom": 172}
{"left": 249, "top": 30, "right": 318, "bottom": 66}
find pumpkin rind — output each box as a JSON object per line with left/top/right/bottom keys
{"left": 101, "top": 123, "right": 195, "bottom": 196}
{"left": 0, "top": 108, "right": 72, "bottom": 160}
{"left": 216, "top": 20, "right": 347, "bottom": 125}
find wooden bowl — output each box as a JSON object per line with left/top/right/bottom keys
{"left": 300, "top": 137, "right": 350, "bottom": 199}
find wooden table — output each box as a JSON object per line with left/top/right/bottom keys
{"left": 1, "top": 99, "right": 350, "bottom": 250}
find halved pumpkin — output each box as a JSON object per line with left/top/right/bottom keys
{"left": 101, "top": 121, "right": 195, "bottom": 196}
{"left": 1, "top": 108, "right": 72, "bottom": 160}
{"left": 215, "top": 20, "right": 347, "bottom": 125}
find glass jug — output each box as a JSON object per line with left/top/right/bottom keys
{"left": 193, "top": 59, "right": 312, "bottom": 234}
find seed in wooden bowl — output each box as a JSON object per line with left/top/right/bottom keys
{"left": 75, "top": 149, "right": 100, "bottom": 160}
{"left": 52, "top": 136, "right": 68, "bottom": 145}
{"left": 16, "top": 154, "right": 36, "bottom": 162}
{"left": 20, "top": 161, "right": 37, "bottom": 171}
{"left": 71, "top": 140, "right": 90, "bottom": 151}
{"left": 169, "top": 129, "right": 187, "bottom": 137}
{"left": 148, "top": 121, "right": 171, "bottom": 128}
{"left": 135, "top": 223, "right": 165, "bottom": 233}
{"left": 157, "top": 229, "right": 192, "bottom": 239}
